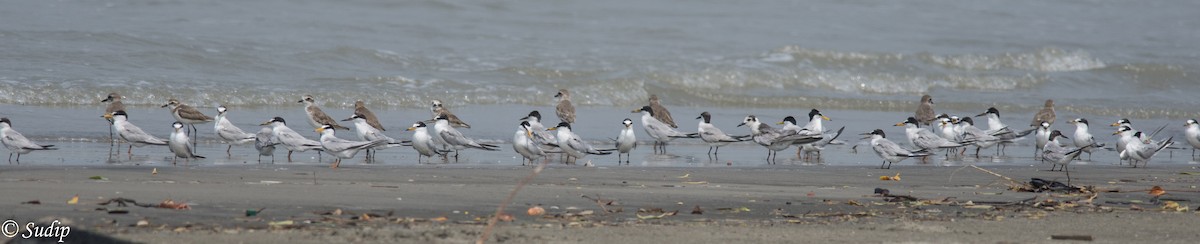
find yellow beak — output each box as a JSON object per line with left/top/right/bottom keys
{"left": 102, "top": 113, "right": 113, "bottom": 119}
{"left": 547, "top": 127, "right": 558, "bottom": 131}
{"left": 260, "top": 121, "right": 272, "bottom": 126}
{"left": 315, "top": 127, "right": 325, "bottom": 133}
{"left": 406, "top": 127, "right": 416, "bottom": 131}
{"left": 821, "top": 115, "right": 831, "bottom": 121}
{"left": 630, "top": 109, "right": 641, "bottom": 113}
{"left": 1112, "top": 131, "right": 1121, "bottom": 135}
{"left": 1110, "top": 122, "right": 1121, "bottom": 126}
{"left": 776, "top": 121, "right": 785, "bottom": 125}
{"left": 893, "top": 122, "right": 905, "bottom": 126}
{"left": 526, "top": 130, "right": 533, "bottom": 138}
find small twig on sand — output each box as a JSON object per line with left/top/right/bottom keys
{"left": 957, "top": 165, "right": 1023, "bottom": 188}
{"left": 477, "top": 158, "right": 550, "bottom": 244}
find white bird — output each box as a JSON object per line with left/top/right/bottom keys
{"left": 1185, "top": 119, "right": 1200, "bottom": 159}
{"left": 956, "top": 117, "right": 1004, "bottom": 158}
{"left": 973, "top": 107, "right": 1033, "bottom": 155}
{"left": 254, "top": 127, "right": 278, "bottom": 163}
{"left": 214, "top": 106, "right": 257, "bottom": 157}
{"left": 633, "top": 106, "right": 698, "bottom": 154}
{"left": 514, "top": 121, "right": 554, "bottom": 166}
{"left": 549, "top": 122, "right": 613, "bottom": 165}
{"left": 259, "top": 117, "right": 324, "bottom": 162}
{"left": 101, "top": 92, "right": 126, "bottom": 146}
{"left": 316, "top": 124, "right": 388, "bottom": 168}
{"left": 0, "top": 118, "right": 56, "bottom": 163}
{"left": 343, "top": 113, "right": 406, "bottom": 159}
{"left": 895, "top": 117, "right": 969, "bottom": 162}
{"left": 1034, "top": 121, "right": 1051, "bottom": 160}
{"left": 738, "top": 115, "right": 823, "bottom": 164}
{"left": 162, "top": 98, "right": 213, "bottom": 150}
{"left": 111, "top": 111, "right": 169, "bottom": 155}
{"left": 1067, "top": 118, "right": 1099, "bottom": 160}
{"left": 407, "top": 122, "right": 450, "bottom": 164}
{"left": 1116, "top": 129, "right": 1174, "bottom": 168}
{"left": 1114, "top": 125, "right": 1139, "bottom": 163}
{"left": 615, "top": 118, "right": 638, "bottom": 164}
{"left": 1043, "top": 130, "right": 1094, "bottom": 185}
{"left": 861, "top": 129, "right": 929, "bottom": 169}
{"left": 433, "top": 115, "right": 500, "bottom": 161}
{"left": 298, "top": 95, "right": 349, "bottom": 131}
{"left": 519, "top": 110, "right": 558, "bottom": 147}
{"left": 784, "top": 109, "right": 842, "bottom": 161}
{"left": 169, "top": 121, "right": 205, "bottom": 164}
{"left": 430, "top": 99, "right": 471, "bottom": 128}
{"left": 697, "top": 112, "right": 746, "bottom": 156}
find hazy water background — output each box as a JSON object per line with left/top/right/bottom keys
{"left": 1, "top": 0, "right": 1198, "bottom": 166}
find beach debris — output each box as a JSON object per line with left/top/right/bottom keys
{"left": 527, "top": 206, "right": 545, "bottom": 216}
{"left": 676, "top": 173, "right": 690, "bottom": 179}
{"left": 89, "top": 176, "right": 107, "bottom": 180}
{"left": 1050, "top": 235, "right": 1094, "bottom": 241}
{"left": 152, "top": 168, "right": 157, "bottom": 175}
{"left": 135, "top": 219, "right": 150, "bottom": 227}
{"left": 581, "top": 194, "right": 621, "bottom": 213}
{"left": 1149, "top": 186, "right": 1166, "bottom": 196}
{"left": 691, "top": 205, "right": 704, "bottom": 215}
{"left": 67, "top": 195, "right": 78, "bottom": 205}
{"left": 245, "top": 208, "right": 265, "bottom": 217}
{"left": 21, "top": 200, "right": 40, "bottom": 205}
{"left": 268, "top": 220, "right": 294, "bottom": 229}
{"left": 1162, "top": 201, "right": 1189, "bottom": 212}
{"left": 430, "top": 216, "right": 448, "bottom": 222}
{"left": 156, "top": 199, "right": 190, "bottom": 210}
{"left": 879, "top": 173, "right": 900, "bottom": 181}
{"left": 1028, "top": 178, "right": 1082, "bottom": 193}
{"left": 1179, "top": 172, "right": 1200, "bottom": 175}
{"left": 107, "top": 209, "right": 129, "bottom": 214}
{"left": 716, "top": 207, "right": 751, "bottom": 213}
{"left": 635, "top": 208, "right": 677, "bottom": 220}
{"left": 496, "top": 213, "right": 515, "bottom": 222}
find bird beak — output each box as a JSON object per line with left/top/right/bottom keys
{"left": 160, "top": 103, "right": 170, "bottom": 108}
{"left": 1112, "top": 131, "right": 1121, "bottom": 135}
{"left": 776, "top": 121, "right": 785, "bottom": 125}
{"left": 1110, "top": 122, "right": 1120, "bottom": 127}
{"left": 695, "top": 116, "right": 702, "bottom": 120}
{"left": 260, "top": 121, "right": 272, "bottom": 126}
{"left": 894, "top": 122, "right": 905, "bottom": 126}
{"left": 736, "top": 122, "right": 746, "bottom": 127}
{"left": 406, "top": 127, "right": 416, "bottom": 131}
{"left": 554, "top": 93, "right": 561, "bottom": 98}
{"left": 630, "top": 109, "right": 640, "bottom": 113}
{"left": 101, "top": 97, "right": 112, "bottom": 103}
{"left": 102, "top": 113, "right": 113, "bottom": 119}
{"left": 547, "top": 127, "right": 557, "bottom": 131}
{"left": 315, "top": 127, "right": 325, "bottom": 133}
{"left": 341, "top": 117, "right": 354, "bottom": 121}
{"left": 526, "top": 130, "right": 533, "bottom": 138}
{"left": 297, "top": 100, "right": 305, "bottom": 103}
{"left": 821, "top": 115, "right": 831, "bottom": 121}
{"left": 974, "top": 112, "right": 986, "bottom": 117}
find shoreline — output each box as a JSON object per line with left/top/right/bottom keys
{"left": 3, "top": 163, "right": 1199, "bottom": 242}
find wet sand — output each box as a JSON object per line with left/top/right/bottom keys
{"left": 3, "top": 162, "right": 1200, "bottom": 243}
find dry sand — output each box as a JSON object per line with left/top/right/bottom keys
{"left": 3, "top": 163, "right": 1200, "bottom": 243}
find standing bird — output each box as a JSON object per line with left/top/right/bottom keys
{"left": 1042, "top": 130, "right": 1094, "bottom": 185}
{"left": 554, "top": 89, "right": 575, "bottom": 124}
{"left": 514, "top": 121, "right": 553, "bottom": 166}
{"left": 615, "top": 118, "right": 637, "bottom": 164}
{"left": 259, "top": 117, "right": 324, "bottom": 162}
{"left": 299, "top": 95, "right": 349, "bottom": 131}
{"left": 633, "top": 106, "right": 698, "bottom": 154}
{"left": 1117, "top": 130, "right": 1173, "bottom": 168}
{"left": 162, "top": 98, "right": 213, "bottom": 150}
{"left": 914, "top": 95, "right": 936, "bottom": 127}
{"left": 697, "top": 112, "right": 746, "bottom": 156}
{"left": 353, "top": 100, "right": 386, "bottom": 131}
{"left": 1030, "top": 99, "right": 1056, "bottom": 127}
{"left": 111, "top": 111, "right": 169, "bottom": 155}
{"left": 433, "top": 115, "right": 500, "bottom": 161}
{"left": 1034, "top": 121, "right": 1051, "bottom": 160}
{"left": 430, "top": 99, "right": 471, "bottom": 128}
{"left": 213, "top": 106, "right": 256, "bottom": 157}
{"left": 974, "top": 107, "right": 1034, "bottom": 155}
{"left": 862, "top": 129, "right": 929, "bottom": 169}
{"left": 738, "top": 115, "right": 823, "bottom": 163}
{"left": 549, "top": 122, "right": 613, "bottom": 165}
{"left": 1185, "top": 119, "right": 1200, "bottom": 158}
{"left": 895, "top": 117, "right": 969, "bottom": 162}
{"left": 316, "top": 124, "right": 387, "bottom": 168}
{"left": 101, "top": 92, "right": 126, "bottom": 146}
{"left": 648, "top": 94, "right": 678, "bottom": 128}
{"left": 169, "top": 121, "right": 205, "bottom": 164}
{"left": 407, "top": 122, "right": 450, "bottom": 163}
{"left": 254, "top": 127, "right": 278, "bottom": 163}
{"left": 956, "top": 117, "right": 1004, "bottom": 158}
{"left": 1067, "top": 118, "right": 1099, "bottom": 160}
{"left": 791, "top": 109, "right": 838, "bottom": 160}
{"left": 0, "top": 118, "right": 56, "bottom": 163}
{"left": 343, "top": 113, "right": 405, "bottom": 159}
{"left": 519, "top": 111, "right": 558, "bottom": 147}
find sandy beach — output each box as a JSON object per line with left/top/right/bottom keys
{"left": 3, "top": 162, "right": 1199, "bottom": 243}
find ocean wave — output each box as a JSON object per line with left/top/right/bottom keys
{"left": 922, "top": 48, "right": 1106, "bottom": 72}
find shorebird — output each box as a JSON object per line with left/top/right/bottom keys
{"left": 343, "top": 113, "right": 406, "bottom": 159}
{"left": 299, "top": 95, "right": 349, "bottom": 131}
{"left": 519, "top": 110, "right": 558, "bottom": 147}
{"left": 895, "top": 117, "right": 970, "bottom": 162}
{"left": 514, "top": 121, "right": 553, "bottom": 166}
{"left": 254, "top": 127, "right": 278, "bottom": 163}
{"left": 429, "top": 99, "right": 471, "bottom": 128}
{"left": 697, "top": 112, "right": 747, "bottom": 156}
{"left": 1067, "top": 118, "right": 1099, "bottom": 160}
{"left": 1030, "top": 99, "right": 1056, "bottom": 127}
{"left": 648, "top": 94, "right": 677, "bottom": 128}
{"left": 633, "top": 106, "right": 697, "bottom": 154}
{"left": 1186, "top": 119, "right": 1200, "bottom": 158}
{"left": 974, "top": 107, "right": 1034, "bottom": 155}
{"left": 0, "top": 118, "right": 56, "bottom": 163}
{"left": 915, "top": 95, "right": 936, "bottom": 127}
{"left": 101, "top": 92, "right": 126, "bottom": 146}
{"left": 316, "top": 124, "right": 387, "bottom": 168}
{"left": 213, "top": 106, "right": 256, "bottom": 157}
{"left": 956, "top": 117, "right": 1005, "bottom": 158}
{"left": 111, "top": 111, "right": 168, "bottom": 156}
{"left": 1043, "top": 130, "right": 1094, "bottom": 185}
{"left": 260, "top": 117, "right": 324, "bottom": 162}
{"left": 1034, "top": 121, "right": 1051, "bottom": 160}
{"left": 162, "top": 98, "right": 213, "bottom": 150}
{"left": 788, "top": 109, "right": 839, "bottom": 160}
{"left": 432, "top": 115, "right": 500, "bottom": 161}
{"left": 407, "top": 121, "right": 450, "bottom": 163}
{"left": 1116, "top": 129, "right": 1173, "bottom": 168}
{"left": 861, "top": 129, "right": 929, "bottom": 169}
{"left": 169, "top": 121, "right": 205, "bottom": 164}
{"left": 738, "top": 115, "right": 823, "bottom": 164}
{"left": 353, "top": 100, "right": 385, "bottom": 131}
{"left": 615, "top": 118, "right": 637, "bottom": 164}
{"left": 555, "top": 89, "right": 575, "bottom": 124}
{"left": 549, "top": 122, "right": 614, "bottom": 165}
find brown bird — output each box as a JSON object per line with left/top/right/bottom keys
{"left": 914, "top": 94, "right": 936, "bottom": 127}
{"left": 162, "top": 98, "right": 214, "bottom": 150}
{"left": 298, "top": 95, "right": 349, "bottom": 130}
{"left": 648, "top": 94, "right": 678, "bottom": 128}
{"left": 1030, "top": 99, "right": 1056, "bottom": 127}
{"left": 429, "top": 99, "right": 471, "bottom": 128}
{"left": 353, "top": 100, "right": 385, "bottom": 131}
{"left": 555, "top": 89, "right": 575, "bottom": 124}
{"left": 101, "top": 92, "right": 126, "bottom": 145}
